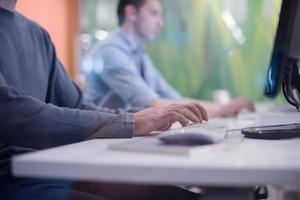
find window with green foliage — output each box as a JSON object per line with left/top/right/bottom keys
{"left": 80, "top": 0, "right": 282, "bottom": 102}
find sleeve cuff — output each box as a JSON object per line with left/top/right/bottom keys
{"left": 133, "top": 90, "right": 159, "bottom": 108}
{"left": 88, "top": 112, "right": 134, "bottom": 139}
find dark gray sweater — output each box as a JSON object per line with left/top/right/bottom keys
{"left": 0, "top": 7, "right": 134, "bottom": 177}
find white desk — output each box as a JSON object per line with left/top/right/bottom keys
{"left": 12, "top": 130, "right": 300, "bottom": 187}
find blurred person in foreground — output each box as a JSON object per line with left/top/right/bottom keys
{"left": 0, "top": 0, "right": 209, "bottom": 199}
{"left": 84, "top": 0, "right": 255, "bottom": 117}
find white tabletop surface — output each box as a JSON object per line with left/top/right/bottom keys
{"left": 12, "top": 130, "right": 300, "bottom": 187}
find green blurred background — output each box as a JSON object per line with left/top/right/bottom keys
{"left": 80, "top": 0, "right": 283, "bottom": 102}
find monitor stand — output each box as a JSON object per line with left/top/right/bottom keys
{"left": 256, "top": 58, "right": 300, "bottom": 126}
{"left": 244, "top": 59, "right": 300, "bottom": 139}
{"left": 282, "top": 58, "right": 300, "bottom": 110}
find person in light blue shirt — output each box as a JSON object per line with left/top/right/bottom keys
{"left": 84, "top": 0, "right": 255, "bottom": 117}
{"left": 84, "top": 29, "right": 181, "bottom": 110}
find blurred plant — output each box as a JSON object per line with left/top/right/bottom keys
{"left": 80, "top": 0, "right": 283, "bottom": 102}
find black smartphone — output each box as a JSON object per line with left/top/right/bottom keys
{"left": 241, "top": 123, "right": 300, "bottom": 139}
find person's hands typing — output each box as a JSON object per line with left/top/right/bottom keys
{"left": 214, "top": 97, "right": 255, "bottom": 118}
{"left": 133, "top": 103, "right": 208, "bottom": 136}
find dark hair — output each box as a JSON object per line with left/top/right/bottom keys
{"left": 117, "top": 0, "right": 146, "bottom": 25}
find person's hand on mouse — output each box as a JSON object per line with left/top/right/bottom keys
{"left": 213, "top": 97, "right": 255, "bottom": 118}
{"left": 133, "top": 103, "right": 208, "bottom": 136}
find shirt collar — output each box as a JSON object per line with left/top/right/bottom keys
{"left": 0, "top": 6, "right": 15, "bottom": 17}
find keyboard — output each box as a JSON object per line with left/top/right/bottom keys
{"left": 158, "top": 119, "right": 232, "bottom": 142}
{"left": 109, "top": 118, "right": 253, "bottom": 156}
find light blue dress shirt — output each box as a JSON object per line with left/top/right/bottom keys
{"left": 84, "top": 29, "right": 181, "bottom": 110}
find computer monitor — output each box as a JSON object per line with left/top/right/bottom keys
{"left": 264, "top": 0, "right": 300, "bottom": 110}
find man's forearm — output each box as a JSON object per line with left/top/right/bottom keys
{"left": 0, "top": 86, "right": 134, "bottom": 149}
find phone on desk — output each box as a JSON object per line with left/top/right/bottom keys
{"left": 241, "top": 123, "right": 300, "bottom": 139}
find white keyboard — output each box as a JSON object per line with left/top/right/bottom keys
{"left": 158, "top": 119, "right": 232, "bottom": 142}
